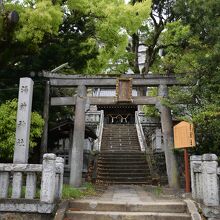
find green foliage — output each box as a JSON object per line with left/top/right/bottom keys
{"left": 143, "top": 88, "right": 160, "bottom": 117}
{"left": 154, "top": 186, "right": 163, "bottom": 196}
{"left": 0, "top": 99, "right": 44, "bottom": 160}
{"left": 68, "top": 0, "right": 151, "bottom": 73}
{"left": 152, "top": 0, "right": 220, "bottom": 155}
{"left": 16, "top": 1, "right": 63, "bottom": 44}
{"left": 62, "top": 183, "right": 96, "bottom": 199}
{"left": 0, "top": 0, "right": 63, "bottom": 43}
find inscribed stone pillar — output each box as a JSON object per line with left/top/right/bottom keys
{"left": 158, "top": 84, "right": 180, "bottom": 189}
{"left": 13, "top": 78, "right": 34, "bottom": 163}
{"left": 202, "top": 154, "right": 219, "bottom": 206}
{"left": 12, "top": 78, "right": 34, "bottom": 198}
{"left": 70, "top": 85, "right": 87, "bottom": 187}
{"left": 190, "top": 155, "right": 202, "bottom": 200}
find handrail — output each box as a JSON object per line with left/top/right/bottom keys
{"left": 97, "top": 110, "right": 104, "bottom": 151}
{"left": 135, "top": 111, "right": 153, "bottom": 176}
{"left": 92, "top": 110, "right": 104, "bottom": 151}
{"left": 135, "top": 111, "right": 147, "bottom": 152}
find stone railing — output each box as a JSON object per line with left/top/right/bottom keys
{"left": 137, "top": 112, "right": 160, "bottom": 125}
{"left": 135, "top": 111, "right": 153, "bottom": 176}
{"left": 85, "top": 110, "right": 103, "bottom": 124}
{"left": 90, "top": 110, "right": 104, "bottom": 151}
{"left": 0, "top": 154, "right": 64, "bottom": 213}
{"left": 190, "top": 154, "right": 220, "bottom": 219}
{"left": 135, "top": 111, "right": 147, "bottom": 152}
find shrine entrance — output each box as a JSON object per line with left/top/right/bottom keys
{"left": 97, "top": 105, "right": 137, "bottom": 124}
{"left": 41, "top": 72, "right": 182, "bottom": 188}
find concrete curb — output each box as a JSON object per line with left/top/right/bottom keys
{"left": 184, "top": 199, "right": 202, "bottom": 220}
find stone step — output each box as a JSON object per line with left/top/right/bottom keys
{"left": 97, "top": 176, "right": 149, "bottom": 180}
{"left": 99, "top": 157, "right": 146, "bottom": 160}
{"left": 66, "top": 211, "right": 190, "bottom": 220}
{"left": 101, "top": 144, "right": 139, "bottom": 146}
{"left": 104, "top": 132, "right": 137, "bottom": 134}
{"left": 96, "top": 181, "right": 152, "bottom": 185}
{"left": 102, "top": 138, "right": 138, "bottom": 139}
{"left": 103, "top": 127, "right": 136, "bottom": 128}
{"left": 104, "top": 124, "right": 136, "bottom": 126}
{"left": 101, "top": 149, "right": 141, "bottom": 152}
{"left": 98, "top": 168, "right": 149, "bottom": 173}
{"left": 101, "top": 144, "right": 140, "bottom": 146}
{"left": 68, "top": 201, "right": 188, "bottom": 213}
{"left": 98, "top": 159, "right": 147, "bottom": 163}
{"left": 98, "top": 123, "right": 149, "bottom": 185}
{"left": 103, "top": 130, "right": 136, "bottom": 131}
{"left": 99, "top": 154, "right": 145, "bottom": 158}
{"left": 102, "top": 140, "right": 139, "bottom": 142}
{"left": 98, "top": 165, "right": 147, "bottom": 169}
{"left": 96, "top": 177, "right": 151, "bottom": 183}
{"left": 101, "top": 148, "right": 140, "bottom": 150}
{"left": 101, "top": 144, "right": 139, "bottom": 147}
{"left": 98, "top": 173, "right": 150, "bottom": 177}
{"left": 101, "top": 145, "right": 140, "bottom": 147}
{"left": 101, "top": 146, "right": 140, "bottom": 149}
{"left": 99, "top": 152, "right": 144, "bottom": 156}
{"left": 101, "top": 150, "right": 141, "bottom": 153}
{"left": 101, "top": 139, "right": 139, "bottom": 142}
{"left": 98, "top": 161, "right": 147, "bottom": 165}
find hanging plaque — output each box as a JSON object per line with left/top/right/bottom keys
{"left": 116, "top": 78, "right": 132, "bottom": 102}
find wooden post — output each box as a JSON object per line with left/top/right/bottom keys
{"left": 70, "top": 85, "right": 87, "bottom": 187}
{"left": 40, "top": 80, "right": 50, "bottom": 160}
{"left": 158, "top": 84, "right": 180, "bottom": 189}
{"left": 184, "top": 148, "right": 190, "bottom": 192}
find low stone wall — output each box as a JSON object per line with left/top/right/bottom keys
{"left": 151, "top": 152, "right": 186, "bottom": 188}
{"left": 151, "top": 152, "right": 168, "bottom": 185}
{"left": 191, "top": 154, "right": 220, "bottom": 220}
{"left": 0, "top": 212, "right": 53, "bottom": 220}
{"left": 0, "top": 154, "right": 64, "bottom": 214}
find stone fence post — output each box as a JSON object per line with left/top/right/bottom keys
{"left": 40, "top": 154, "right": 56, "bottom": 203}
{"left": 202, "top": 154, "right": 219, "bottom": 207}
{"left": 190, "top": 155, "right": 202, "bottom": 200}
{"left": 55, "top": 157, "right": 64, "bottom": 200}
{"left": 191, "top": 153, "right": 220, "bottom": 208}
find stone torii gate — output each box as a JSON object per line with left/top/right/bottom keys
{"left": 41, "top": 73, "right": 181, "bottom": 188}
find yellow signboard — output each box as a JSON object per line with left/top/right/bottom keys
{"left": 173, "top": 121, "right": 196, "bottom": 149}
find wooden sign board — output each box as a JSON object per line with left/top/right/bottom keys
{"left": 174, "top": 121, "right": 196, "bottom": 149}
{"left": 116, "top": 78, "right": 132, "bottom": 102}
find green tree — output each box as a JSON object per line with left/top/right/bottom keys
{"left": 68, "top": 0, "right": 151, "bottom": 74}
{"left": 126, "top": 0, "right": 176, "bottom": 74}
{"left": 0, "top": 99, "right": 44, "bottom": 161}
{"left": 153, "top": 0, "right": 220, "bottom": 155}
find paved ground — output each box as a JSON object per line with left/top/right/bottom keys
{"left": 85, "top": 185, "right": 185, "bottom": 203}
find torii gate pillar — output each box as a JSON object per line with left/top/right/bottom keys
{"left": 158, "top": 84, "right": 180, "bottom": 189}
{"left": 70, "top": 85, "right": 87, "bottom": 187}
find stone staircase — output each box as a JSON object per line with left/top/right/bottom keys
{"left": 66, "top": 200, "right": 191, "bottom": 220}
{"left": 96, "top": 124, "right": 152, "bottom": 185}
